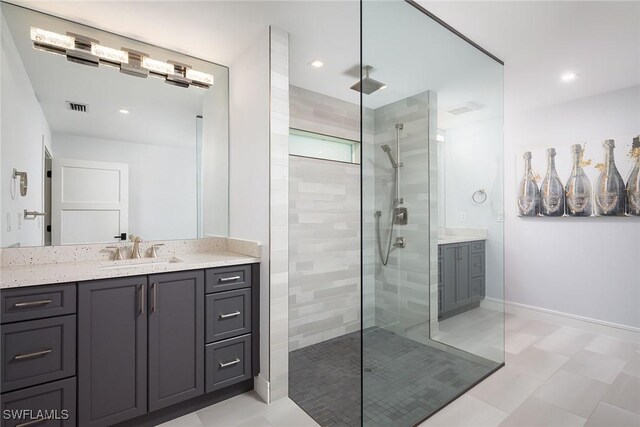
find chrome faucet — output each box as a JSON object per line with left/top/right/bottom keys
{"left": 130, "top": 235, "right": 142, "bottom": 259}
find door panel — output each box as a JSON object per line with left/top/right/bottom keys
{"left": 148, "top": 271, "right": 204, "bottom": 411}
{"left": 456, "top": 243, "right": 471, "bottom": 306}
{"left": 78, "top": 277, "right": 147, "bottom": 427}
{"left": 52, "top": 158, "right": 128, "bottom": 245}
{"left": 441, "top": 245, "right": 458, "bottom": 313}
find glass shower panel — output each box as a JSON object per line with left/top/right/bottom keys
{"left": 362, "top": 1, "right": 505, "bottom": 425}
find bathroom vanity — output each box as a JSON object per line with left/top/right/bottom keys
{"left": 0, "top": 252, "right": 259, "bottom": 427}
{"left": 438, "top": 239, "right": 486, "bottom": 319}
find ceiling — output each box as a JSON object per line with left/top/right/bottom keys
{"left": 9, "top": 0, "right": 639, "bottom": 127}
{"left": 420, "top": 0, "right": 640, "bottom": 111}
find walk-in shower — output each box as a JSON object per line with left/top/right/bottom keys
{"left": 288, "top": 1, "right": 504, "bottom": 426}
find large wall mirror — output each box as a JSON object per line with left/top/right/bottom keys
{"left": 1, "top": 3, "right": 229, "bottom": 248}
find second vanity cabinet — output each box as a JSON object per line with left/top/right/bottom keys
{"left": 438, "top": 240, "right": 485, "bottom": 318}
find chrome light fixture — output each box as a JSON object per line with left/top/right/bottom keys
{"left": 30, "top": 26, "right": 214, "bottom": 90}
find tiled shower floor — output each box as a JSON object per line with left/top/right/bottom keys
{"left": 289, "top": 328, "right": 500, "bottom": 427}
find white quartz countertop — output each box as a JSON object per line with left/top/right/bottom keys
{"left": 0, "top": 251, "right": 260, "bottom": 289}
{"left": 437, "top": 236, "right": 486, "bottom": 245}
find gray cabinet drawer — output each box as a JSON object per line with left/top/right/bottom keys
{"left": 206, "top": 289, "right": 251, "bottom": 343}
{"left": 471, "top": 240, "right": 485, "bottom": 254}
{"left": 1, "top": 285, "right": 76, "bottom": 324}
{"left": 471, "top": 253, "right": 485, "bottom": 278}
{"left": 206, "top": 265, "right": 251, "bottom": 293}
{"left": 0, "top": 377, "right": 76, "bottom": 427}
{"left": 471, "top": 277, "right": 485, "bottom": 298}
{"left": 206, "top": 334, "right": 251, "bottom": 392}
{"left": 1, "top": 316, "right": 76, "bottom": 393}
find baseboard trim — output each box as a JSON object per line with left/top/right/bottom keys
{"left": 254, "top": 374, "right": 270, "bottom": 403}
{"left": 483, "top": 298, "right": 640, "bottom": 339}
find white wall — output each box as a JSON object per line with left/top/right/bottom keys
{"left": 444, "top": 117, "right": 504, "bottom": 300}
{"left": 228, "top": 28, "right": 271, "bottom": 396}
{"left": 1, "top": 14, "right": 51, "bottom": 248}
{"left": 52, "top": 134, "right": 197, "bottom": 241}
{"left": 505, "top": 86, "right": 640, "bottom": 329}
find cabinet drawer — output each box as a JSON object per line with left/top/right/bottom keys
{"left": 471, "top": 253, "right": 485, "bottom": 278}
{"left": 206, "top": 265, "right": 252, "bottom": 293}
{"left": 0, "top": 377, "right": 76, "bottom": 427}
{"left": 471, "top": 277, "right": 485, "bottom": 298}
{"left": 1, "top": 316, "right": 76, "bottom": 393}
{"left": 471, "top": 240, "right": 485, "bottom": 254}
{"left": 1, "top": 284, "right": 76, "bottom": 324}
{"left": 206, "top": 334, "right": 251, "bottom": 392}
{"left": 206, "top": 289, "right": 251, "bottom": 343}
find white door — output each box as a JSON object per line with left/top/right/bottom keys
{"left": 52, "top": 158, "right": 129, "bottom": 245}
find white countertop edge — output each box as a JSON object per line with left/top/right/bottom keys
{"left": 0, "top": 252, "right": 260, "bottom": 289}
{"left": 437, "top": 236, "right": 486, "bottom": 245}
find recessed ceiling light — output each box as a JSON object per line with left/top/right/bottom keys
{"left": 309, "top": 59, "right": 324, "bottom": 68}
{"left": 119, "top": 109, "right": 130, "bottom": 114}
{"left": 561, "top": 72, "right": 577, "bottom": 82}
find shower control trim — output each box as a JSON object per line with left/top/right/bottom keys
{"left": 395, "top": 207, "right": 408, "bottom": 225}
{"left": 393, "top": 237, "right": 406, "bottom": 249}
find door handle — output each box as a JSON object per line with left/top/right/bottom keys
{"left": 219, "top": 358, "right": 241, "bottom": 368}
{"left": 14, "top": 348, "right": 52, "bottom": 361}
{"left": 13, "top": 299, "right": 52, "bottom": 308}
{"left": 139, "top": 284, "right": 145, "bottom": 315}
{"left": 114, "top": 232, "right": 127, "bottom": 240}
{"left": 219, "top": 311, "right": 241, "bottom": 319}
{"left": 219, "top": 275, "right": 241, "bottom": 283}
{"left": 151, "top": 283, "right": 157, "bottom": 313}
{"left": 16, "top": 418, "right": 47, "bottom": 427}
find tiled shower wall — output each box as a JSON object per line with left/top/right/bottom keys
{"left": 289, "top": 156, "right": 360, "bottom": 350}
{"left": 372, "top": 92, "right": 434, "bottom": 335}
{"left": 288, "top": 86, "right": 374, "bottom": 350}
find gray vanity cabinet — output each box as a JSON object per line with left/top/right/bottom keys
{"left": 439, "top": 240, "right": 486, "bottom": 318}
{"left": 78, "top": 276, "right": 148, "bottom": 427}
{"left": 147, "top": 271, "right": 204, "bottom": 412}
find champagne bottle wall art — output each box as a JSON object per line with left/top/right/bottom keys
{"left": 516, "top": 136, "right": 639, "bottom": 218}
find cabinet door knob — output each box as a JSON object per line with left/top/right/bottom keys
{"left": 139, "top": 284, "right": 145, "bottom": 315}
{"left": 13, "top": 299, "right": 52, "bottom": 308}
{"left": 219, "top": 358, "right": 241, "bottom": 368}
{"left": 219, "top": 311, "right": 241, "bottom": 319}
{"left": 219, "top": 276, "right": 241, "bottom": 283}
{"left": 14, "top": 348, "right": 52, "bottom": 361}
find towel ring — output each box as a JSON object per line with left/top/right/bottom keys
{"left": 472, "top": 188, "right": 487, "bottom": 204}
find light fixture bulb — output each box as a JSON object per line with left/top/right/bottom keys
{"left": 142, "top": 57, "right": 174, "bottom": 76}
{"left": 561, "top": 72, "right": 577, "bottom": 82}
{"left": 30, "top": 27, "right": 75, "bottom": 51}
{"left": 118, "top": 109, "right": 130, "bottom": 114}
{"left": 91, "top": 43, "right": 128, "bottom": 64}
{"left": 310, "top": 59, "right": 324, "bottom": 68}
{"left": 380, "top": 85, "right": 387, "bottom": 90}
{"left": 186, "top": 69, "right": 214, "bottom": 87}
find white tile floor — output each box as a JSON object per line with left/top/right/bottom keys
{"left": 161, "top": 307, "right": 639, "bottom": 427}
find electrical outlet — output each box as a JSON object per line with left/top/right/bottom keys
{"left": 460, "top": 212, "right": 467, "bottom": 222}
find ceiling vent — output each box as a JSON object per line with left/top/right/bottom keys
{"left": 447, "top": 102, "right": 483, "bottom": 116}
{"left": 67, "top": 101, "right": 88, "bottom": 113}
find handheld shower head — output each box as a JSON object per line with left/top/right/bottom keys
{"left": 381, "top": 144, "right": 398, "bottom": 168}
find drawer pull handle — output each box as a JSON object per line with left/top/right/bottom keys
{"left": 219, "top": 311, "right": 241, "bottom": 319}
{"left": 14, "top": 348, "right": 52, "bottom": 361}
{"left": 16, "top": 417, "right": 47, "bottom": 427}
{"left": 13, "top": 299, "right": 52, "bottom": 308}
{"left": 219, "top": 275, "right": 241, "bottom": 283}
{"left": 219, "top": 358, "right": 241, "bottom": 368}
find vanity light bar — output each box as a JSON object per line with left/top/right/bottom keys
{"left": 186, "top": 69, "right": 214, "bottom": 88}
{"left": 30, "top": 27, "right": 214, "bottom": 89}
{"left": 141, "top": 57, "right": 174, "bottom": 76}
{"left": 91, "top": 43, "right": 128, "bottom": 65}
{"left": 30, "top": 27, "right": 75, "bottom": 52}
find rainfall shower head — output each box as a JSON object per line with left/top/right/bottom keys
{"left": 381, "top": 144, "right": 399, "bottom": 168}
{"left": 351, "top": 65, "right": 386, "bottom": 95}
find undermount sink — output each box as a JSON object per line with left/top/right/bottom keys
{"left": 98, "top": 257, "right": 183, "bottom": 270}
